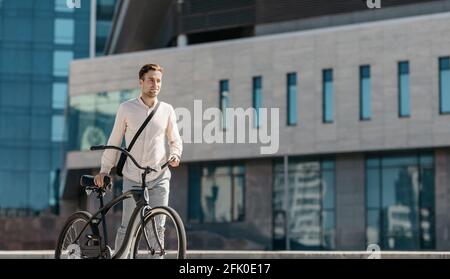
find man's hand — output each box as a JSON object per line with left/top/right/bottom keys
{"left": 94, "top": 172, "right": 111, "bottom": 187}
{"left": 169, "top": 156, "right": 180, "bottom": 167}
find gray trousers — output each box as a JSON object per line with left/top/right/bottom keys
{"left": 114, "top": 169, "right": 171, "bottom": 257}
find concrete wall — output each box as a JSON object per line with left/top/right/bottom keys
{"left": 169, "top": 164, "right": 189, "bottom": 221}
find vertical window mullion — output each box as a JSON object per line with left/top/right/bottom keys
{"left": 320, "top": 165, "right": 324, "bottom": 250}
{"left": 231, "top": 168, "right": 235, "bottom": 221}
{"left": 379, "top": 163, "right": 383, "bottom": 249}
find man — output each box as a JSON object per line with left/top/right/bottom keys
{"left": 94, "top": 63, "right": 182, "bottom": 257}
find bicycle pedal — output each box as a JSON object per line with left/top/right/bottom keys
{"left": 86, "top": 234, "right": 100, "bottom": 241}
{"left": 85, "top": 234, "right": 101, "bottom": 246}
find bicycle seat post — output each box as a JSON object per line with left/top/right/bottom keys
{"left": 98, "top": 191, "right": 109, "bottom": 249}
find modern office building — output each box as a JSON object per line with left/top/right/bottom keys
{"left": 61, "top": 0, "right": 450, "bottom": 251}
{"left": 0, "top": 0, "right": 116, "bottom": 249}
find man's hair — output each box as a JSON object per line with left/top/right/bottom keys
{"left": 139, "top": 64, "right": 164, "bottom": 80}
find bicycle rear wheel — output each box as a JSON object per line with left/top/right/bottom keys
{"left": 131, "top": 206, "right": 186, "bottom": 259}
{"left": 55, "top": 211, "right": 94, "bottom": 259}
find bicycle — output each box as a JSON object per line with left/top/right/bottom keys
{"left": 55, "top": 145, "right": 187, "bottom": 259}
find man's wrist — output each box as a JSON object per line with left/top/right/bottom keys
{"left": 100, "top": 167, "right": 111, "bottom": 174}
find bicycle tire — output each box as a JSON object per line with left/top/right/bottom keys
{"left": 54, "top": 211, "right": 93, "bottom": 259}
{"left": 131, "top": 206, "right": 186, "bottom": 259}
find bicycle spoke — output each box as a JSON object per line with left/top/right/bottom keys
{"left": 58, "top": 218, "right": 91, "bottom": 258}
{"left": 64, "top": 221, "right": 80, "bottom": 249}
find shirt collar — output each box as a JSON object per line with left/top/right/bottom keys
{"left": 138, "top": 95, "right": 158, "bottom": 109}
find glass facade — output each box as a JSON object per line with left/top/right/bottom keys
{"left": 366, "top": 152, "right": 435, "bottom": 250}
{"left": 0, "top": 0, "right": 116, "bottom": 215}
{"left": 253, "top": 76, "right": 262, "bottom": 128}
{"left": 219, "top": 80, "right": 229, "bottom": 129}
{"left": 322, "top": 69, "right": 333, "bottom": 123}
{"left": 188, "top": 163, "right": 245, "bottom": 223}
{"left": 360, "top": 65, "right": 371, "bottom": 120}
{"left": 273, "top": 158, "right": 335, "bottom": 250}
{"left": 54, "top": 18, "right": 74, "bottom": 44}
{"left": 96, "top": 0, "right": 117, "bottom": 56}
{"left": 398, "top": 61, "right": 410, "bottom": 117}
{"left": 0, "top": 0, "right": 90, "bottom": 215}
{"left": 287, "top": 73, "right": 297, "bottom": 125}
{"left": 439, "top": 57, "right": 450, "bottom": 114}
{"left": 68, "top": 90, "right": 138, "bottom": 151}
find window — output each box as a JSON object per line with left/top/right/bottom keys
{"left": 0, "top": 171, "right": 28, "bottom": 212}
{"left": 287, "top": 73, "right": 297, "bottom": 125}
{"left": 253, "top": 76, "right": 262, "bottom": 128}
{"left": 55, "top": 0, "right": 75, "bottom": 12}
{"left": 96, "top": 21, "right": 112, "bottom": 56}
{"left": 53, "top": 50, "right": 73, "bottom": 76}
{"left": 398, "top": 62, "right": 410, "bottom": 117}
{"left": 439, "top": 57, "right": 450, "bottom": 114}
{"left": 360, "top": 65, "right": 371, "bottom": 120}
{"left": 29, "top": 171, "right": 50, "bottom": 210}
{"left": 67, "top": 90, "right": 139, "bottom": 151}
{"left": 273, "top": 158, "right": 336, "bottom": 250}
{"left": 97, "top": 0, "right": 117, "bottom": 20}
{"left": 323, "top": 69, "right": 333, "bottom": 123}
{"left": 52, "top": 83, "right": 68, "bottom": 109}
{"left": 366, "top": 152, "right": 435, "bottom": 250}
{"left": 188, "top": 163, "right": 245, "bottom": 223}
{"left": 219, "top": 80, "right": 229, "bottom": 129}
{"left": 54, "top": 18, "right": 74, "bottom": 44}
{"left": 51, "top": 114, "right": 66, "bottom": 142}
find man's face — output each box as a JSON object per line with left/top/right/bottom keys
{"left": 140, "top": 70, "right": 162, "bottom": 98}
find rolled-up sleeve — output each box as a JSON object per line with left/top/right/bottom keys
{"left": 166, "top": 105, "right": 183, "bottom": 160}
{"left": 100, "top": 104, "right": 126, "bottom": 174}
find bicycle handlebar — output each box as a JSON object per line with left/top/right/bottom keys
{"left": 90, "top": 145, "right": 175, "bottom": 173}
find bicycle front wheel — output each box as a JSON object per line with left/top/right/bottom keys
{"left": 131, "top": 206, "right": 186, "bottom": 259}
{"left": 55, "top": 211, "right": 94, "bottom": 259}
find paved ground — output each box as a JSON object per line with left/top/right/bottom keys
{"left": 1, "top": 250, "right": 450, "bottom": 259}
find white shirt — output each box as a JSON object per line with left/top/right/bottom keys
{"left": 100, "top": 97, "right": 182, "bottom": 182}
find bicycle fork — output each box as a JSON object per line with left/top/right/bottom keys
{"left": 140, "top": 189, "right": 165, "bottom": 257}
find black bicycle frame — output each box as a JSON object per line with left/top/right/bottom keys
{"left": 71, "top": 163, "right": 172, "bottom": 258}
